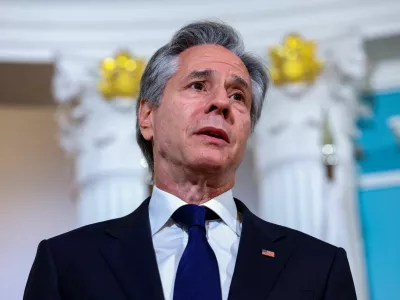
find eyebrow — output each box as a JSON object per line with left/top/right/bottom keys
{"left": 186, "top": 69, "right": 250, "bottom": 91}
{"left": 187, "top": 69, "right": 216, "bottom": 80}
{"left": 230, "top": 74, "right": 249, "bottom": 91}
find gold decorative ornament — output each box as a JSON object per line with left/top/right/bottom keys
{"left": 97, "top": 50, "right": 146, "bottom": 99}
{"left": 268, "top": 33, "right": 324, "bottom": 86}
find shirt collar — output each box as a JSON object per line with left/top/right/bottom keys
{"left": 148, "top": 185, "right": 239, "bottom": 236}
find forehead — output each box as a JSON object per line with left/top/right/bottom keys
{"left": 177, "top": 44, "right": 250, "bottom": 82}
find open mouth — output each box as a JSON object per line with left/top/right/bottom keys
{"left": 196, "top": 127, "right": 230, "bottom": 143}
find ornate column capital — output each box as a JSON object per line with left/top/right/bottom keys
{"left": 255, "top": 29, "right": 369, "bottom": 173}
{"left": 52, "top": 53, "right": 147, "bottom": 185}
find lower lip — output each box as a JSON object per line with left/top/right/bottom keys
{"left": 196, "top": 134, "right": 228, "bottom": 145}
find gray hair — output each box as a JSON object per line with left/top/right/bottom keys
{"left": 136, "top": 21, "right": 269, "bottom": 179}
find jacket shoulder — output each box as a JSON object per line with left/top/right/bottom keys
{"left": 45, "top": 213, "right": 130, "bottom": 248}
{"left": 253, "top": 213, "right": 340, "bottom": 255}
{"left": 45, "top": 198, "right": 150, "bottom": 252}
{"left": 235, "top": 198, "right": 339, "bottom": 255}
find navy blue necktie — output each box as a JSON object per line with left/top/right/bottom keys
{"left": 172, "top": 204, "right": 222, "bottom": 300}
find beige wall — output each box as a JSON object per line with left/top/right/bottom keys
{"left": 0, "top": 107, "right": 77, "bottom": 300}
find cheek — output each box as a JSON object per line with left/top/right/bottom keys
{"left": 152, "top": 108, "right": 173, "bottom": 144}
{"left": 233, "top": 119, "right": 251, "bottom": 153}
{"left": 237, "top": 115, "right": 252, "bottom": 138}
{"left": 154, "top": 103, "right": 196, "bottom": 144}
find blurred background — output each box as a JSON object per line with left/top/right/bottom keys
{"left": 0, "top": 0, "right": 399, "bottom": 299}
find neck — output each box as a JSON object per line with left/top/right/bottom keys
{"left": 154, "top": 162, "right": 235, "bottom": 205}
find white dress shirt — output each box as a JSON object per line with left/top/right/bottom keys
{"left": 149, "top": 186, "right": 242, "bottom": 300}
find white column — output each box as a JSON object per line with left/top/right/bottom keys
{"left": 53, "top": 54, "right": 148, "bottom": 226}
{"left": 255, "top": 31, "right": 369, "bottom": 300}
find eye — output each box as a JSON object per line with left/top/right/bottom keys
{"left": 230, "top": 93, "right": 245, "bottom": 102}
{"left": 189, "top": 82, "right": 205, "bottom": 91}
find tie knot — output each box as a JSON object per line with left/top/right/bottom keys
{"left": 172, "top": 204, "right": 219, "bottom": 229}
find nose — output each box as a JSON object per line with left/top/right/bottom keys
{"left": 205, "top": 89, "right": 232, "bottom": 120}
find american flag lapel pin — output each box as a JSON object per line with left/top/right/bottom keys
{"left": 262, "top": 249, "right": 275, "bottom": 258}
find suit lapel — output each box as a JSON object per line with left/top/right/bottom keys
{"left": 228, "top": 199, "right": 295, "bottom": 300}
{"left": 100, "top": 198, "right": 164, "bottom": 300}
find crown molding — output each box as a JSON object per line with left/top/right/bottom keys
{"left": 1, "top": 0, "right": 400, "bottom": 92}
{"left": 1, "top": 0, "right": 400, "bottom": 62}
{"left": 359, "top": 170, "right": 400, "bottom": 190}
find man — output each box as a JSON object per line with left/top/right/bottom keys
{"left": 24, "top": 21, "right": 357, "bottom": 300}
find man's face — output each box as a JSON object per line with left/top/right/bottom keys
{"left": 140, "top": 44, "right": 252, "bottom": 176}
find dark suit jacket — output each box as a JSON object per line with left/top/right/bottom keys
{"left": 24, "top": 198, "right": 357, "bottom": 300}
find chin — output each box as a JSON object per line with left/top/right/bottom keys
{"left": 190, "top": 155, "right": 229, "bottom": 173}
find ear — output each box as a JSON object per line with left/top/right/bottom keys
{"left": 138, "top": 99, "right": 154, "bottom": 141}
